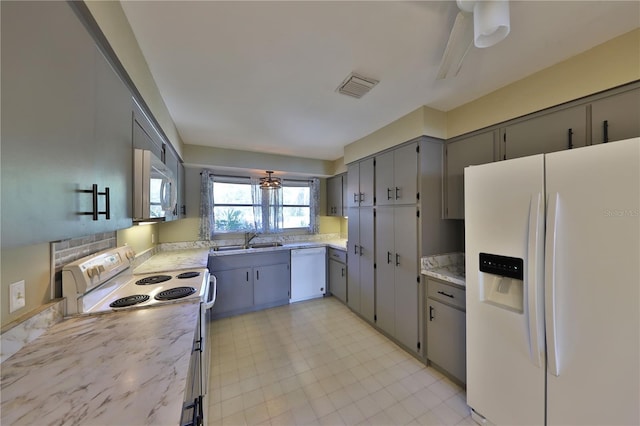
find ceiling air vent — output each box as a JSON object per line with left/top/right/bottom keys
{"left": 337, "top": 73, "right": 379, "bottom": 99}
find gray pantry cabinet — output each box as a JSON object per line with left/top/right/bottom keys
{"left": 1, "top": 1, "right": 132, "bottom": 248}
{"left": 375, "top": 143, "right": 419, "bottom": 206}
{"left": 426, "top": 277, "right": 466, "bottom": 384}
{"left": 326, "top": 173, "right": 346, "bottom": 217}
{"left": 328, "top": 247, "right": 347, "bottom": 304}
{"left": 375, "top": 205, "right": 419, "bottom": 352}
{"left": 346, "top": 207, "right": 375, "bottom": 322}
{"left": 209, "top": 251, "right": 291, "bottom": 319}
{"left": 590, "top": 87, "right": 640, "bottom": 145}
{"left": 444, "top": 131, "right": 498, "bottom": 219}
{"left": 347, "top": 158, "right": 374, "bottom": 207}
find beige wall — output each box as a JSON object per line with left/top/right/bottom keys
{"left": 184, "top": 145, "right": 334, "bottom": 177}
{"left": 116, "top": 224, "right": 158, "bottom": 255}
{"left": 84, "top": 1, "right": 184, "bottom": 158}
{"left": 344, "top": 29, "right": 640, "bottom": 163}
{"left": 344, "top": 106, "right": 447, "bottom": 164}
{"left": 1, "top": 244, "right": 51, "bottom": 327}
{"left": 447, "top": 29, "right": 640, "bottom": 138}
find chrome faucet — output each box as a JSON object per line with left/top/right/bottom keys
{"left": 244, "top": 232, "right": 258, "bottom": 248}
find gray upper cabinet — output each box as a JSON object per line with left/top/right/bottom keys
{"left": 375, "top": 143, "right": 418, "bottom": 206}
{"left": 347, "top": 158, "right": 374, "bottom": 207}
{"left": 1, "top": 1, "right": 132, "bottom": 248}
{"left": 178, "top": 162, "right": 186, "bottom": 218}
{"left": 132, "top": 100, "right": 163, "bottom": 159}
{"left": 327, "top": 174, "right": 345, "bottom": 216}
{"left": 590, "top": 87, "right": 640, "bottom": 145}
{"left": 501, "top": 104, "right": 587, "bottom": 160}
{"left": 445, "top": 131, "right": 497, "bottom": 219}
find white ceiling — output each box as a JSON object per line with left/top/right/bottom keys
{"left": 120, "top": 1, "right": 639, "bottom": 161}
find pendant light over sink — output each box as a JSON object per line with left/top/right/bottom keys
{"left": 260, "top": 171, "right": 282, "bottom": 189}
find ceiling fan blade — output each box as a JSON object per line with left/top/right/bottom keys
{"left": 436, "top": 11, "right": 473, "bottom": 80}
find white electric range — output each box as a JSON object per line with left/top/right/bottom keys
{"left": 62, "top": 246, "right": 210, "bottom": 315}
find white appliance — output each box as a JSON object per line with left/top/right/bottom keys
{"left": 133, "top": 148, "right": 177, "bottom": 222}
{"left": 290, "top": 247, "right": 327, "bottom": 303}
{"left": 465, "top": 138, "right": 639, "bottom": 425}
{"left": 62, "top": 246, "right": 216, "bottom": 426}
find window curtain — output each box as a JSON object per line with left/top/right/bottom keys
{"left": 250, "top": 178, "right": 263, "bottom": 233}
{"left": 309, "top": 177, "right": 320, "bottom": 234}
{"left": 199, "top": 170, "right": 215, "bottom": 240}
{"left": 266, "top": 186, "right": 283, "bottom": 233}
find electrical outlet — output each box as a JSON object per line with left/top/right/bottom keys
{"left": 151, "top": 233, "right": 155, "bottom": 244}
{"left": 9, "top": 280, "right": 26, "bottom": 313}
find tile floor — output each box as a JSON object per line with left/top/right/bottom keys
{"left": 207, "top": 297, "right": 473, "bottom": 426}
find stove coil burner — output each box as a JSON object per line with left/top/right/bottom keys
{"left": 155, "top": 286, "right": 197, "bottom": 301}
{"left": 109, "top": 294, "right": 150, "bottom": 308}
{"left": 176, "top": 271, "right": 200, "bottom": 279}
{"left": 136, "top": 275, "right": 172, "bottom": 285}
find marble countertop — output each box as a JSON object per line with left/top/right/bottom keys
{"left": 421, "top": 252, "right": 466, "bottom": 287}
{"left": 209, "top": 239, "right": 347, "bottom": 257}
{"left": 1, "top": 300, "right": 200, "bottom": 425}
{"left": 134, "top": 248, "right": 210, "bottom": 274}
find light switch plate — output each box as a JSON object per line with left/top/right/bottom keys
{"left": 10, "top": 280, "right": 26, "bottom": 313}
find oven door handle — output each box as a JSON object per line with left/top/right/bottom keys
{"left": 203, "top": 274, "right": 217, "bottom": 310}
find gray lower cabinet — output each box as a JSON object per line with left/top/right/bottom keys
{"left": 347, "top": 207, "right": 375, "bottom": 322}
{"left": 1, "top": 1, "right": 132, "bottom": 248}
{"left": 426, "top": 278, "right": 466, "bottom": 384}
{"left": 210, "top": 251, "right": 290, "bottom": 318}
{"left": 376, "top": 205, "right": 420, "bottom": 354}
{"left": 590, "top": 87, "right": 640, "bottom": 144}
{"left": 328, "top": 248, "right": 347, "bottom": 304}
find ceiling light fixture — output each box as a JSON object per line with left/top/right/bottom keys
{"left": 260, "top": 171, "right": 282, "bottom": 189}
{"left": 457, "top": 0, "right": 510, "bottom": 48}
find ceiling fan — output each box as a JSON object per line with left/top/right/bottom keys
{"left": 436, "top": 0, "right": 511, "bottom": 80}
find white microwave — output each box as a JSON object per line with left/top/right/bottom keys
{"left": 133, "top": 149, "right": 177, "bottom": 222}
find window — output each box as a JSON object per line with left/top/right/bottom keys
{"left": 212, "top": 178, "right": 259, "bottom": 232}
{"left": 208, "top": 174, "right": 317, "bottom": 235}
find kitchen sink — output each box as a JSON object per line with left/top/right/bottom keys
{"left": 249, "top": 242, "right": 283, "bottom": 249}
{"left": 213, "top": 242, "right": 283, "bottom": 252}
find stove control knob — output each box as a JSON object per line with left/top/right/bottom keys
{"left": 97, "top": 265, "right": 105, "bottom": 273}
{"left": 87, "top": 267, "right": 99, "bottom": 278}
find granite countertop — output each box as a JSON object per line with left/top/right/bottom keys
{"left": 1, "top": 300, "right": 200, "bottom": 425}
{"left": 421, "top": 252, "right": 466, "bottom": 287}
{"left": 134, "top": 248, "right": 210, "bottom": 274}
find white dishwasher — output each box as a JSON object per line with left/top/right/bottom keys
{"left": 290, "top": 247, "right": 326, "bottom": 303}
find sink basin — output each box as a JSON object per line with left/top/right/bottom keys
{"left": 214, "top": 245, "right": 246, "bottom": 252}
{"left": 213, "top": 242, "right": 283, "bottom": 251}
{"left": 249, "top": 242, "right": 283, "bottom": 249}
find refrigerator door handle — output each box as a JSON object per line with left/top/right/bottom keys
{"left": 527, "top": 193, "right": 544, "bottom": 368}
{"left": 545, "top": 192, "right": 561, "bottom": 376}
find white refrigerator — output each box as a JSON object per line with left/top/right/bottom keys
{"left": 464, "top": 138, "right": 639, "bottom": 425}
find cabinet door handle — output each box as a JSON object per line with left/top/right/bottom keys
{"left": 341, "top": 268, "right": 345, "bottom": 277}
{"left": 395, "top": 253, "right": 400, "bottom": 266}
{"left": 354, "top": 244, "right": 358, "bottom": 255}
{"left": 429, "top": 305, "right": 435, "bottom": 321}
{"left": 359, "top": 245, "right": 364, "bottom": 256}
{"left": 437, "top": 290, "right": 454, "bottom": 299}
{"left": 567, "top": 128, "right": 574, "bottom": 149}
{"left": 246, "top": 271, "right": 249, "bottom": 282}
{"left": 603, "top": 120, "right": 609, "bottom": 143}
{"left": 256, "top": 270, "right": 259, "bottom": 280}
{"left": 359, "top": 192, "right": 364, "bottom": 202}
{"left": 387, "top": 251, "right": 392, "bottom": 264}
{"left": 387, "top": 188, "right": 392, "bottom": 200}
{"left": 80, "top": 184, "right": 110, "bottom": 220}
{"left": 353, "top": 193, "right": 358, "bottom": 203}
{"left": 395, "top": 187, "right": 400, "bottom": 200}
